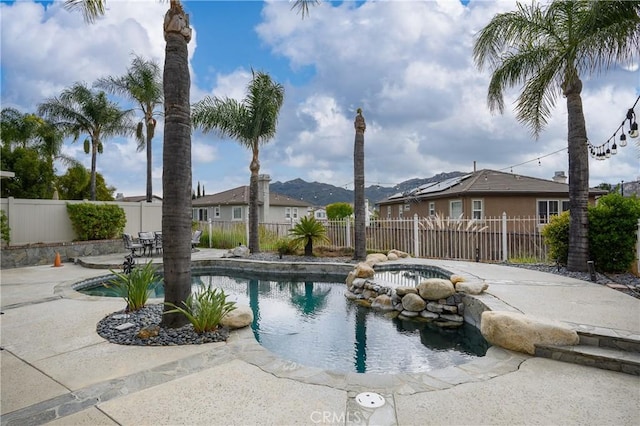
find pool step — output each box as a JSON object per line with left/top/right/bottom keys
{"left": 535, "top": 331, "right": 640, "bottom": 376}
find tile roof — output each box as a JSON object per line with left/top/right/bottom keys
{"left": 192, "top": 186, "right": 312, "bottom": 207}
{"left": 381, "top": 169, "right": 607, "bottom": 203}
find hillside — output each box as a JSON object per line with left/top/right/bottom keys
{"left": 270, "top": 171, "right": 468, "bottom": 206}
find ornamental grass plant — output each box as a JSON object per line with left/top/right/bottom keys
{"left": 108, "top": 261, "right": 160, "bottom": 312}
{"left": 164, "top": 285, "right": 236, "bottom": 333}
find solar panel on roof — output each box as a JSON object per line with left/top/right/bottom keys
{"left": 415, "top": 174, "right": 472, "bottom": 195}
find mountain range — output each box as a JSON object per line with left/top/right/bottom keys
{"left": 270, "top": 171, "right": 468, "bottom": 206}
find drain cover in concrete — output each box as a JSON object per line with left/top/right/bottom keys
{"left": 355, "top": 392, "right": 385, "bottom": 408}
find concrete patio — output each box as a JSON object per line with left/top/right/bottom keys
{"left": 1, "top": 249, "right": 639, "bottom": 425}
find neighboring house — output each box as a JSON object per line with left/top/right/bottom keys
{"left": 192, "top": 174, "right": 312, "bottom": 223}
{"left": 621, "top": 180, "right": 640, "bottom": 197}
{"left": 116, "top": 193, "right": 163, "bottom": 203}
{"left": 312, "top": 207, "right": 328, "bottom": 221}
{"left": 377, "top": 169, "right": 607, "bottom": 224}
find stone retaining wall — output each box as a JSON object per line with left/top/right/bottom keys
{"left": 1, "top": 240, "right": 124, "bottom": 269}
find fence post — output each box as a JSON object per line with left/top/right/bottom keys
{"left": 501, "top": 212, "right": 508, "bottom": 262}
{"left": 413, "top": 214, "right": 419, "bottom": 257}
{"left": 7, "top": 196, "right": 14, "bottom": 245}
{"left": 346, "top": 219, "right": 351, "bottom": 249}
{"left": 208, "top": 218, "right": 212, "bottom": 249}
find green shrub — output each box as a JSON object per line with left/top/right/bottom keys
{"left": 107, "top": 261, "right": 160, "bottom": 312}
{"left": 66, "top": 203, "right": 126, "bottom": 240}
{"left": 588, "top": 194, "right": 640, "bottom": 273}
{"left": 164, "top": 285, "right": 236, "bottom": 333}
{"left": 541, "top": 211, "right": 570, "bottom": 265}
{"left": 275, "top": 237, "right": 296, "bottom": 256}
{"left": 326, "top": 202, "right": 353, "bottom": 220}
{"left": 0, "top": 210, "right": 10, "bottom": 245}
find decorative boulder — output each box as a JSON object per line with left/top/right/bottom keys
{"left": 387, "top": 252, "right": 399, "bottom": 261}
{"left": 220, "top": 306, "right": 253, "bottom": 329}
{"left": 450, "top": 274, "right": 465, "bottom": 284}
{"left": 354, "top": 262, "right": 375, "bottom": 279}
{"left": 366, "top": 253, "right": 388, "bottom": 266}
{"left": 388, "top": 249, "right": 410, "bottom": 258}
{"left": 345, "top": 271, "right": 356, "bottom": 287}
{"left": 416, "top": 278, "right": 455, "bottom": 300}
{"left": 401, "top": 293, "right": 427, "bottom": 312}
{"left": 456, "top": 281, "right": 489, "bottom": 295}
{"left": 223, "top": 245, "right": 250, "bottom": 258}
{"left": 395, "top": 286, "right": 418, "bottom": 297}
{"left": 371, "top": 294, "right": 394, "bottom": 311}
{"left": 480, "top": 311, "right": 579, "bottom": 355}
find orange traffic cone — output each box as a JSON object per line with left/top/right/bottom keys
{"left": 53, "top": 252, "right": 63, "bottom": 267}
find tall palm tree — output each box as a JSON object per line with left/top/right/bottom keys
{"left": 95, "top": 54, "right": 163, "bottom": 203}
{"left": 38, "top": 83, "right": 133, "bottom": 201}
{"left": 353, "top": 108, "right": 366, "bottom": 260}
{"left": 192, "top": 70, "right": 285, "bottom": 254}
{"left": 473, "top": 0, "right": 640, "bottom": 272}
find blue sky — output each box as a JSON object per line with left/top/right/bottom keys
{"left": 1, "top": 0, "right": 638, "bottom": 199}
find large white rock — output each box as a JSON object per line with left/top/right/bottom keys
{"left": 416, "top": 278, "right": 455, "bottom": 300}
{"left": 480, "top": 311, "right": 579, "bottom": 355}
{"left": 388, "top": 249, "right": 410, "bottom": 258}
{"left": 371, "top": 294, "right": 394, "bottom": 311}
{"left": 395, "top": 286, "right": 418, "bottom": 296}
{"left": 456, "top": 281, "right": 489, "bottom": 295}
{"left": 354, "top": 262, "right": 375, "bottom": 278}
{"left": 401, "top": 293, "right": 427, "bottom": 312}
{"left": 387, "top": 252, "right": 399, "bottom": 261}
{"left": 222, "top": 245, "right": 250, "bottom": 258}
{"left": 220, "top": 306, "right": 253, "bottom": 329}
{"left": 366, "top": 253, "right": 388, "bottom": 266}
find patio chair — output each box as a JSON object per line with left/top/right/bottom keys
{"left": 122, "top": 233, "right": 144, "bottom": 257}
{"left": 154, "top": 231, "right": 163, "bottom": 255}
{"left": 191, "top": 230, "right": 203, "bottom": 251}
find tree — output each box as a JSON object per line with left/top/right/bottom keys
{"left": 161, "top": 0, "right": 193, "bottom": 328}
{"left": 0, "top": 144, "right": 55, "bottom": 199}
{"left": 326, "top": 202, "right": 353, "bottom": 220}
{"left": 38, "top": 82, "right": 133, "bottom": 201}
{"left": 289, "top": 215, "right": 330, "bottom": 256}
{"left": 353, "top": 108, "right": 366, "bottom": 260}
{"left": 473, "top": 0, "right": 640, "bottom": 272}
{"left": 192, "top": 70, "right": 284, "bottom": 254}
{"left": 56, "top": 164, "right": 115, "bottom": 200}
{"left": 95, "top": 54, "right": 163, "bottom": 203}
{"left": 1, "top": 107, "right": 78, "bottom": 194}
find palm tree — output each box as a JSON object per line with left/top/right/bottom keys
{"left": 160, "top": 0, "right": 193, "bottom": 328}
{"left": 473, "top": 0, "right": 640, "bottom": 272}
{"left": 353, "top": 108, "right": 366, "bottom": 260}
{"left": 95, "top": 55, "right": 163, "bottom": 203}
{"left": 38, "top": 83, "right": 133, "bottom": 201}
{"left": 192, "top": 70, "right": 285, "bottom": 254}
{"left": 289, "top": 215, "right": 330, "bottom": 256}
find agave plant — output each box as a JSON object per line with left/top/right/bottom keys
{"left": 289, "top": 216, "right": 330, "bottom": 256}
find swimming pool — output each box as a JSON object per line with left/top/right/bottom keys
{"left": 79, "top": 269, "right": 489, "bottom": 374}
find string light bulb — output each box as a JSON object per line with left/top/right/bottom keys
{"left": 620, "top": 132, "right": 627, "bottom": 147}
{"left": 611, "top": 142, "right": 617, "bottom": 155}
{"left": 629, "top": 122, "right": 639, "bottom": 138}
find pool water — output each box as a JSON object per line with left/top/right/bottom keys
{"left": 81, "top": 271, "right": 489, "bottom": 374}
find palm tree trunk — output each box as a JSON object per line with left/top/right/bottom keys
{"left": 565, "top": 77, "right": 590, "bottom": 272}
{"left": 145, "top": 118, "right": 153, "bottom": 203}
{"left": 353, "top": 110, "right": 366, "bottom": 260}
{"left": 249, "top": 153, "right": 260, "bottom": 253}
{"left": 90, "top": 140, "right": 98, "bottom": 201}
{"left": 161, "top": 1, "right": 192, "bottom": 328}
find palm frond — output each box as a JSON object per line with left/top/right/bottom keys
{"left": 290, "top": 0, "right": 320, "bottom": 19}
{"left": 64, "top": 0, "right": 105, "bottom": 24}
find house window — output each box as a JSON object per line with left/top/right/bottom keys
{"left": 387, "top": 206, "right": 391, "bottom": 218}
{"left": 472, "top": 200, "right": 483, "bottom": 220}
{"left": 315, "top": 210, "right": 326, "bottom": 219}
{"left": 428, "top": 202, "right": 435, "bottom": 217}
{"left": 285, "top": 207, "right": 291, "bottom": 219}
{"left": 232, "top": 206, "right": 243, "bottom": 221}
{"left": 450, "top": 200, "right": 462, "bottom": 218}
{"left": 292, "top": 207, "right": 299, "bottom": 219}
{"left": 398, "top": 205, "right": 403, "bottom": 218}
{"left": 214, "top": 206, "right": 220, "bottom": 218}
{"left": 197, "top": 208, "right": 207, "bottom": 221}
{"left": 537, "top": 199, "right": 569, "bottom": 224}
{"left": 404, "top": 204, "right": 411, "bottom": 211}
